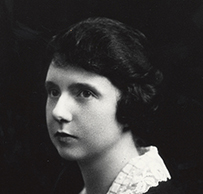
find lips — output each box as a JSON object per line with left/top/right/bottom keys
{"left": 55, "top": 131, "right": 76, "bottom": 138}
{"left": 55, "top": 131, "right": 77, "bottom": 143}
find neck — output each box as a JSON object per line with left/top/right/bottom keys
{"left": 78, "top": 131, "right": 139, "bottom": 194}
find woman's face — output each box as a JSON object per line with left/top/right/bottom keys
{"left": 45, "top": 62, "right": 124, "bottom": 162}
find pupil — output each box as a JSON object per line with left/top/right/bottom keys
{"left": 52, "top": 90, "right": 58, "bottom": 96}
{"left": 83, "top": 91, "right": 91, "bottom": 97}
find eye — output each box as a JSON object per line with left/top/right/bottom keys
{"left": 47, "top": 88, "right": 60, "bottom": 98}
{"left": 78, "top": 90, "right": 94, "bottom": 98}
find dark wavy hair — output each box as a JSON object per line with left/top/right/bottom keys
{"left": 47, "top": 17, "right": 163, "bottom": 145}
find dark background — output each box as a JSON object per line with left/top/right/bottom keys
{"left": 0, "top": 0, "right": 203, "bottom": 193}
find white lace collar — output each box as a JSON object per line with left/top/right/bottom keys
{"left": 80, "top": 146, "right": 171, "bottom": 194}
{"left": 107, "top": 146, "right": 171, "bottom": 194}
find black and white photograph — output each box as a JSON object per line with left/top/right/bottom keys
{"left": 0, "top": 1, "right": 203, "bottom": 193}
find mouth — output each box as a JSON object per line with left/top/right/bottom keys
{"left": 55, "top": 131, "right": 77, "bottom": 143}
{"left": 55, "top": 131, "right": 76, "bottom": 138}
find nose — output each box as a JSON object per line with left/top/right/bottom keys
{"left": 52, "top": 94, "right": 73, "bottom": 123}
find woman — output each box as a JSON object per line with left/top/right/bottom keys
{"left": 45, "top": 17, "right": 180, "bottom": 194}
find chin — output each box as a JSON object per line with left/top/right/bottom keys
{"left": 57, "top": 148, "right": 81, "bottom": 161}
{"left": 59, "top": 154, "right": 77, "bottom": 161}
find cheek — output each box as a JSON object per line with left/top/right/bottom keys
{"left": 45, "top": 103, "right": 51, "bottom": 123}
{"left": 99, "top": 100, "right": 118, "bottom": 120}
{"left": 79, "top": 102, "right": 119, "bottom": 132}
{"left": 93, "top": 102, "right": 116, "bottom": 118}
{"left": 79, "top": 105, "right": 122, "bottom": 150}
{"left": 46, "top": 99, "right": 55, "bottom": 117}
{"left": 45, "top": 101, "right": 55, "bottom": 130}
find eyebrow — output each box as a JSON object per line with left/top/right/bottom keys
{"left": 45, "top": 81, "right": 57, "bottom": 89}
{"left": 45, "top": 81, "right": 101, "bottom": 96}
{"left": 69, "top": 83, "right": 101, "bottom": 96}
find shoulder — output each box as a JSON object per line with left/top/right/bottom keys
{"left": 145, "top": 180, "right": 184, "bottom": 194}
{"left": 108, "top": 146, "right": 173, "bottom": 194}
{"left": 116, "top": 179, "right": 184, "bottom": 194}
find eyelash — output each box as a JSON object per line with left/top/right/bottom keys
{"left": 47, "top": 88, "right": 96, "bottom": 100}
{"left": 77, "top": 90, "right": 95, "bottom": 99}
{"left": 47, "top": 88, "right": 60, "bottom": 98}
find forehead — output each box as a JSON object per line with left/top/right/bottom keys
{"left": 46, "top": 61, "right": 105, "bottom": 83}
{"left": 46, "top": 62, "right": 121, "bottom": 95}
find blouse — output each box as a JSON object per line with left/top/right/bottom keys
{"left": 80, "top": 146, "right": 171, "bottom": 194}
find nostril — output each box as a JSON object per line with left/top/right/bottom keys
{"left": 57, "top": 117, "right": 69, "bottom": 124}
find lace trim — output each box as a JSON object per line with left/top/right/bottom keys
{"left": 107, "top": 146, "right": 171, "bottom": 194}
{"left": 79, "top": 146, "right": 171, "bottom": 194}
